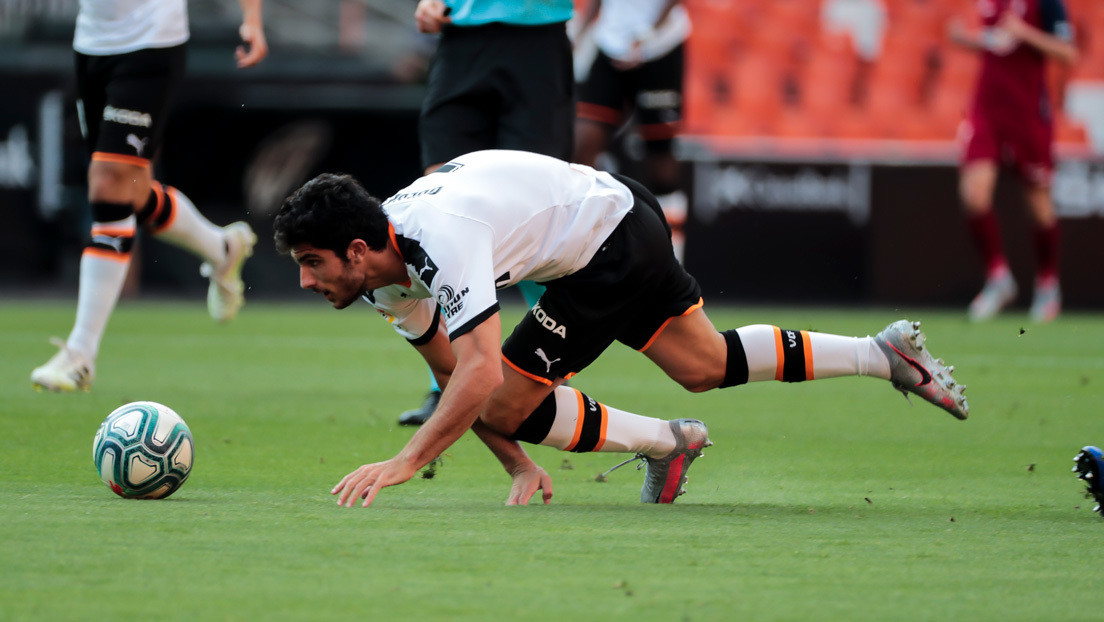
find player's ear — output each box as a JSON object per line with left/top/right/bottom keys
{"left": 346, "top": 239, "right": 369, "bottom": 263}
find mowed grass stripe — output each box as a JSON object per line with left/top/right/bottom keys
{"left": 2, "top": 301, "right": 1103, "bottom": 620}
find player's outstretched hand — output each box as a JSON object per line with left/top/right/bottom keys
{"left": 506, "top": 463, "right": 553, "bottom": 506}
{"left": 331, "top": 458, "right": 418, "bottom": 508}
{"left": 235, "top": 22, "right": 269, "bottom": 68}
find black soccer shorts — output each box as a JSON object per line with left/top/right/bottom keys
{"left": 577, "top": 43, "right": 685, "bottom": 150}
{"left": 418, "top": 22, "right": 574, "bottom": 170}
{"left": 501, "top": 174, "right": 702, "bottom": 385}
{"left": 75, "top": 44, "right": 186, "bottom": 166}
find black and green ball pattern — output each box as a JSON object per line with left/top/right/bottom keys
{"left": 93, "top": 401, "right": 193, "bottom": 499}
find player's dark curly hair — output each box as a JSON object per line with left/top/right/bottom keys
{"left": 273, "top": 173, "right": 390, "bottom": 256}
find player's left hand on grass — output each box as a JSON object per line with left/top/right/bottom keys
{"left": 331, "top": 458, "right": 419, "bottom": 508}
{"left": 506, "top": 463, "right": 553, "bottom": 506}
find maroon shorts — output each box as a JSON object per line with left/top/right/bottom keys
{"left": 960, "top": 108, "right": 1053, "bottom": 187}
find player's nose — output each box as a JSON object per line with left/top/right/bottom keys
{"left": 299, "top": 266, "right": 316, "bottom": 290}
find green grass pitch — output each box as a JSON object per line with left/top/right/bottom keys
{"left": 2, "top": 300, "right": 1103, "bottom": 620}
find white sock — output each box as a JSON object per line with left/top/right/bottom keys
{"left": 537, "top": 386, "right": 676, "bottom": 457}
{"left": 67, "top": 215, "right": 136, "bottom": 359}
{"left": 151, "top": 184, "right": 226, "bottom": 266}
{"left": 734, "top": 324, "right": 891, "bottom": 381}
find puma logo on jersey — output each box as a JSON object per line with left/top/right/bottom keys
{"left": 531, "top": 302, "right": 566, "bottom": 338}
{"left": 126, "top": 134, "right": 148, "bottom": 156}
{"left": 534, "top": 348, "right": 560, "bottom": 373}
{"left": 103, "top": 105, "right": 152, "bottom": 128}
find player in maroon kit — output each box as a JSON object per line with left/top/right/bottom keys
{"left": 949, "top": 0, "right": 1078, "bottom": 322}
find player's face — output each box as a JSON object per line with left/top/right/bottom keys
{"left": 290, "top": 243, "right": 364, "bottom": 309}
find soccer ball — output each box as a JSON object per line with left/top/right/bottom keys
{"left": 93, "top": 401, "right": 194, "bottom": 499}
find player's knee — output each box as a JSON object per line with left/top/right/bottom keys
{"left": 670, "top": 368, "right": 722, "bottom": 393}
{"left": 88, "top": 161, "right": 141, "bottom": 203}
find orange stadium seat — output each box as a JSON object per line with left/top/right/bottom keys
{"left": 727, "top": 55, "right": 788, "bottom": 135}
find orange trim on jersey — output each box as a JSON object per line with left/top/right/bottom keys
{"left": 577, "top": 102, "right": 623, "bottom": 127}
{"left": 638, "top": 298, "right": 705, "bottom": 352}
{"left": 593, "top": 402, "right": 609, "bottom": 452}
{"left": 564, "top": 388, "right": 586, "bottom": 452}
{"left": 83, "top": 247, "right": 131, "bottom": 263}
{"left": 90, "top": 225, "right": 136, "bottom": 238}
{"left": 639, "top": 122, "right": 681, "bottom": 141}
{"left": 773, "top": 326, "right": 785, "bottom": 381}
{"left": 387, "top": 222, "right": 412, "bottom": 288}
{"left": 501, "top": 354, "right": 554, "bottom": 387}
{"left": 802, "top": 330, "right": 815, "bottom": 381}
{"left": 91, "top": 151, "right": 150, "bottom": 168}
{"left": 155, "top": 184, "right": 179, "bottom": 233}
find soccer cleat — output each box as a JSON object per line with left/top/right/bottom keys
{"left": 1072, "top": 446, "right": 1104, "bottom": 518}
{"left": 640, "top": 418, "right": 712, "bottom": 503}
{"left": 31, "top": 338, "right": 95, "bottom": 392}
{"left": 874, "top": 320, "right": 969, "bottom": 420}
{"left": 968, "top": 271, "right": 1017, "bottom": 321}
{"left": 200, "top": 221, "right": 256, "bottom": 323}
{"left": 1029, "top": 277, "right": 1061, "bottom": 324}
{"left": 398, "top": 389, "right": 442, "bottom": 426}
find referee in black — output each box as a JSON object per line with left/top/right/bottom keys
{"left": 398, "top": 0, "right": 577, "bottom": 425}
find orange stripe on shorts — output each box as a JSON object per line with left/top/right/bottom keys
{"left": 501, "top": 355, "right": 554, "bottom": 387}
{"left": 91, "top": 151, "right": 150, "bottom": 168}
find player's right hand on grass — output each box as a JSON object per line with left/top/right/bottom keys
{"left": 331, "top": 458, "right": 418, "bottom": 508}
{"left": 506, "top": 463, "right": 553, "bottom": 506}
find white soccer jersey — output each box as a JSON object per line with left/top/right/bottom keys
{"left": 592, "top": 0, "right": 690, "bottom": 62}
{"left": 363, "top": 150, "right": 634, "bottom": 342}
{"left": 74, "top": 0, "right": 190, "bottom": 55}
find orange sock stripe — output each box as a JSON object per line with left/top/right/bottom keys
{"left": 577, "top": 102, "right": 622, "bottom": 126}
{"left": 564, "top": 388, "right": 586, "bottom": 452}
{"left": 91, "top": 151, "right": 150, "bottom": 168}
{"left": 147, "top": 181, "right": 167, "bottom": 223}
{"left": 773, "top": 326, "right": 785, "bottom": 381}
{"left": 593, "top": 403, "right": 609, "bottom": 452}
{"left": 501, "top": 355, "right": 554, "bottom": 387}
{"left": 638, "top": 298, "right": 705, "bottom": 352}
{"left": 90, "top": 225, "right": 136, "bottom": 237}
{"left": 153, "top": 184, "right": 178, "bottom": 233}
{"left": 639, "top": 121, "right": 681, "bottom": 141}
{"left": 802, "top": 330, "right": 815, "bottom": 380}
{"left": 83, "top": 246, "right": 131, "bottom": 263}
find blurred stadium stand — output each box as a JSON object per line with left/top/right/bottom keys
{"left": 1, "top": 0, "right": 1102, "bottom": 308}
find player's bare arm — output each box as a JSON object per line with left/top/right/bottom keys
{"left": 235, "top": 0, "right": 268, "bottom": 68}
{"left": 332, "top": 314, "right": 505, "bottom": 507}
{"left": 471, "top": 419, "right": 554, "bottom": 505}
{"left": 997, "top": 10, "right": 1078, "bottom": 64}
{"left": 412, "top": 326, "right": 552, "bottom": 505}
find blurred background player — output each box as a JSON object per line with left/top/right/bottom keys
{"left": 30, "top": 0, "right": 269, "bottom": 392}
{"left": 571, "top": 0, "right": 690, "bottom": 261}
{"left": 949, "top": 0, "right": 1078, "bottom": 323}
{"left": 398, "top": 0, "right": 575, "bottom": 425}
